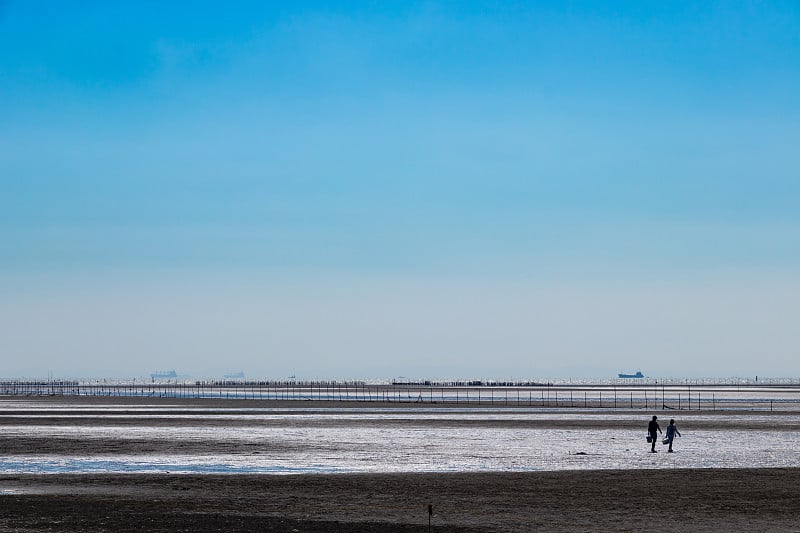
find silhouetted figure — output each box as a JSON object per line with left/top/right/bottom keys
{"left": 665, "top": 419, "right": 681, "bottom": 452}
{"left": 648, "top": 415, "right": 662, "bottom": 452}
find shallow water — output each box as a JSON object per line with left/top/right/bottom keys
{"left": 1, "top": 403, "right": 799, "bottom": 474}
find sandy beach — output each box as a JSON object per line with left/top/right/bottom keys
{"left": 2, "top": 396, "right": 800, "bottom": 531}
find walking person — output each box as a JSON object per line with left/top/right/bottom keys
{"left": 665, "top": 419, "right": 681, "bottom": 452}
{"left": 648, "top": 415, "right": 662, "bottom": 453}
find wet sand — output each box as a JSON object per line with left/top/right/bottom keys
{"left": 2, "top": 396, "right": 799, "bottom": 531}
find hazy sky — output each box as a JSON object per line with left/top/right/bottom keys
{"left": 1, "top": 1, "right": 799, "bottom": 380}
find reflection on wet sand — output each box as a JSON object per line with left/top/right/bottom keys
{"left": 1, "top": 396, "right": 799, "bottom": 474}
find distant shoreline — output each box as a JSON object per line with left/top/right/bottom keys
{"left": 3, "top": 392, "right": 800, "bottom": 411}
{"left": 3, "top": 378, "right": 800, "bottom": 412}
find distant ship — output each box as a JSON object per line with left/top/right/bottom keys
{"left": 150, "top": 370, "right": 178, "bottom": 380}
{"left": 618, "top": 371, "right": 644, "bottom": 379}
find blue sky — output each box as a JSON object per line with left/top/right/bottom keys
{"left": 1, "top": 1, "right": 799, "bottom": 379}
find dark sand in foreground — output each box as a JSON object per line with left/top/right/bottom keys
{"left": 2, "top": 469, "right": 800, "bottom": 532}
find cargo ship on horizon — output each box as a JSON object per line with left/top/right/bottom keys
{"left": 150, "top": 370, "right": 178, "bottom": 381}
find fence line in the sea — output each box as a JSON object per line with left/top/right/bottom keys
{"left": 2, "top": 380, "right": 800, "bottom": 411}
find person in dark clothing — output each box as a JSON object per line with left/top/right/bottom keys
{"left": 648, "top": 415, "right": 662, "bottom": 452}
{"left": 665, "top": 419, "right": 681, "bottom": 452}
